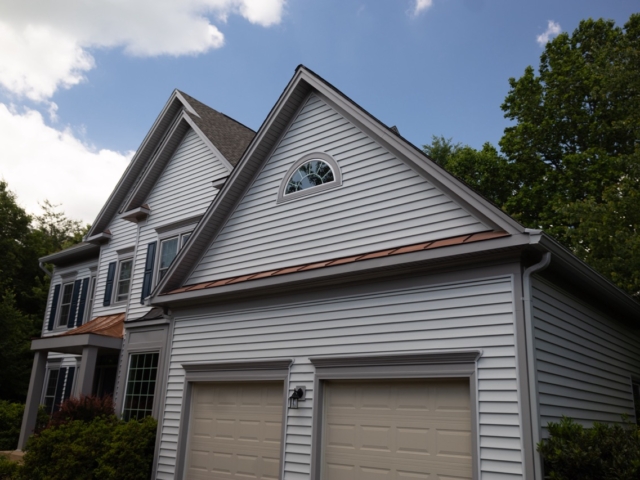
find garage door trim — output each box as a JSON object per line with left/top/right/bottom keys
{"left": 175, "top": 358, "right": 293, "bottom": 480}
{"left": 309, "top": 350, "right": 481, "bottom": 480}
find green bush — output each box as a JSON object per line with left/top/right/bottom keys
{"left": 0, "top": 401, "right": 48, "bottom": 451}
{"left": 538, "top": 416, "right": 640, "bottom": 480}
{"left": 18, "top": 415, "right": 157, "bottom": 480}
{"left": 48, "top": 395, "right": 114, "bottom": 428}
{"left": 95, "top": 416, "right": 157, "bottom": 480}
{"left": 0, "top": 456, "right": 19, "bottom": 480}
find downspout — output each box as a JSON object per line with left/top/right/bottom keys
{"left": 39, "top": 261, "right": 52, "bottom": 277}
{"left": 522, "top": 251, "right": 551, "bottom": 480}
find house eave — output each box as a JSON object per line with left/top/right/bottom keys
{"left": 150, "top": 234, "right": 530, "bottom": 308}
{"left": 39, "top": 243, "right": 100, "bottom": 266}
{"left": 31, "top": 333, "right": 122, "bottom": 355}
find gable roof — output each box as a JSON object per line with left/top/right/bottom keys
{"left": 177, "top": 91, "right": 255, "bottom": 167}
{"left": 152, "top": 65, "right": 527, "bottom": 297}
{"left": 86, "top": 90, "right": 255, "bottom": 238}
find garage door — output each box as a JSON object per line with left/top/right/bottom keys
{"left": 322, "top": 379, "right": 472, "bottom": 480}
{"left": 185, "top": 381, "right": 284, "bottom": 480}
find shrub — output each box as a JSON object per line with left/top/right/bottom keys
{"left": 19, "top": 414, "right": 157, "bottom": 480}
{"left": 0, "top": 401, "right": 48, "bottom": 451}
{"left": 48, "top": 395, "right": 114, "bottom": 428}
{"left": 538, "top": 416, "right": 640, "bottom": 480}
{"left": 0, "top": 456, "right": 19, "bottom": 480}
{"left": 95, "top": 416, "right": 157, "bottom": 480}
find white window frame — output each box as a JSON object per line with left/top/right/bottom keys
{"left": 277, "top": 152, "right": 342, "bottom": 204}
{"left": 56, "top": 281, "right": 75, "bottom": 328}
{"left": 156, "top": 226, "right": 193, "bottom": 285}
{"left": 114, "top": 258, "right": 134, "bottom": 304}
{"left": 122, "top": 351, "right": 160, "bottom": 421}
{"left": 84, "top": 275, "right": 97, "bottom": 323}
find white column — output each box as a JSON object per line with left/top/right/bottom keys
{"left": 18, "top": 351, "right": 48, "bottom": 450}
{"left": 74, "top": 346, "right": 99, "bottom": 397}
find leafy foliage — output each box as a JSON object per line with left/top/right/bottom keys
{"left": 49, "top": 395, "right": 115, "bottom": 428}
{"left": 0, "top": 456, "right": 19, "bottom": 480}
{"left": 0, "top": 181, "right": 87, "bottom": 402}
{"left": 0, "top": 401, "right": 48, "bottom": 451}
{"left": 17, "top": 415, "right": 157, "bottom": 480}
{"left": 538, "top": 416, "right": 640, "bottom": 480}
{"left": 424, "top": 14, "right": 640, "bottom": 298}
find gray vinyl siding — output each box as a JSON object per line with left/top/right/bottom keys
{"left": 42, "top": 260, "right": 98, "bottom": 337}
{"left": 92, "top": 215, "right": 138, "bottom": 317}
{"left": 157, "top": 275, "right": 526, "bottom": 480}
{"left": 532, "top": 277, "right": 640, "bottom": 434}
{"left": 188, "top": 93, "right": 489, "bottom": 285}
{"left": 127, "top": 128, "right": 229, "bottom": 320}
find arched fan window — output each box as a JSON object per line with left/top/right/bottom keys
{"left": 278, "top": 152, "right": 342, "bottom": 203}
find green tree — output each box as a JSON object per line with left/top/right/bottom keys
{"left": 499, "top": 14, "right": 640, "bottom": 245}
{"left": 427, "top": 15, "right": 640, "bottom": 297}
{"left": 424, "top": 136, "right": 515, "bottom": 208}
{"left": 0, "top": 182, "right": 87, "bottom": 401}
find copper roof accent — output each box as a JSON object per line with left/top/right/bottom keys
{"left": 60, "top": 313, "right": 125, "bottom": 339}
{"left": 164, "top": 231, "right": 510, "bottom": 296}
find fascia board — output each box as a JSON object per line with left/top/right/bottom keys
{"left": 151, "top": 234, "right": 530, "bottom": 307}
{"left": 152, "top": 68, "right": 312, "bottom": 295}
{"left": 182, "top": 114, "right": 234, "bottom": 172}
{"left": 39, "top": 243, "right": 99, "bottom": 264}
{"left": 31, "top": 333, "right": 123, "bottom": 352}
{"left": 122, "top": 112, "right": 191, "bottom": 212}
{"left": 87, "top": 90, "right": 185, "bottom": 238}
{"left": 174, "top": 90, "right": 200, "bottom": 117}
{"left": 536, "top": 234, "right": 640, "bottom": 318}
{"left": 299, "top": 69, "right": 524, "bottom": 235}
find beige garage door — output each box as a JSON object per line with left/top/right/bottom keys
{"left": 185, "top": 381, "right": 284, "bottom": 480}
{"left": 322, "top": 379, "right": 472, "bottom": 480}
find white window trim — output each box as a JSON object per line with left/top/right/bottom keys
{"left": 113, "top": 257, "right": 134, "bottom": 305}
{"left": 55, "top": 281, "right": 76, "bottom": 329}
{"left": 155, "top": 226, "right": 193, "bottom": 286}
{"left": 277, "top": 152, "right": 342, "bottom": 204}
{"left": 121, "top": 350, "right": 160, "bottom": 421}
{"left": 84, "top": 275, "right": 97, "bottom": 323}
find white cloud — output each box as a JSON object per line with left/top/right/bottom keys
{"left": 0, "top": 103, "right": 133, "bottom": 224}
{"left": 536, "top": 20, "right": 562, "bottom": 46}
{"left": 412, "top": 0, "right": 434, "bottom": 16}
{"left": 0, "top": 0, "right": 286, "bottom": 101}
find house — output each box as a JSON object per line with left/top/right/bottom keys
{"left": 19, "top": 65, "right": 640, "bottom": 480}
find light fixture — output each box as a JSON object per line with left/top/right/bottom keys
{"left": 288, "top": 386, "right": 306, "bottom": 409}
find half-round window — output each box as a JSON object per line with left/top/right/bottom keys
{"left": 285, "top": 160, "right": 334, "bottom": 194}
{"left": 278, "top": 152, "right": 342, "bottom": 203}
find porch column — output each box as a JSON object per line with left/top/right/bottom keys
{"left": 74, "top": 346, "right": 98, "bottom": 397}
{"left": 18, "top": 351, "right": 48, "bottom": 450}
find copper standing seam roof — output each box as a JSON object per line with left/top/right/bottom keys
{"left": 60, "top": 313, "right": 125, "bottom": 339}
{"left": 164, "top": 231, "right": 510, "bottom": 296}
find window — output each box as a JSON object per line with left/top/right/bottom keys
{"left": 285, "top": 159, "right": 334, "bottom": 194}
{"left": 278, "top": 152, "right": 342, "bottom": 203}
{"left": 84, "top": 276, "right": 96, "bottom": 323}
{"left": 57, "top": 282, "right": 74, "bottom": 327}
{"left": 115, "top": 259, "right": 133, "bottom": 302}
{"left": 43, "top": 369, "right": 60, "bottom": 415}
{"left": 123, "top": 353, "right": 159, "bottom": 421}
{"left": 158, "top": 232, "right": 191, "bottom": 281}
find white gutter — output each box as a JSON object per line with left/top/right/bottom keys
{"left": 38, "top": 261, "right": 52, "bottom": 277}
{"left": 522, "top": 251, "right": 551, "bottom": 480}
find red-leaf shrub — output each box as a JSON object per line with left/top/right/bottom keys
{"left": 48, "top": 395, "right": 114, "bottom": 428}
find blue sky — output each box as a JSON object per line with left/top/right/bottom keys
{"left": 0, "top": 0, "right": 637, "bottom": 223}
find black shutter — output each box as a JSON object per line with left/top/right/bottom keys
{"left": 75, "top": 278, "right": 90, "bottom": 327}
{"left": 53, "top": 367, "right": 67, "bottom": 412}
{"left": 47, "top": 284, "right": 61, "bottom": 331}
{"left": 103, "top": 262, "right": 116, "bottom": 306}
{"left": 67, "top": 279, "right": 82, "bottom": 328}
{"left": 141, "top": 241, "right": 157, "bottom": 304}
{"left": 63, "top": 367, "right": 76, "bottom": 401}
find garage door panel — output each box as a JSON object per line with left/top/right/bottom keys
{"left": 186, "top": 382, "right": 283, "bottom": 480}
{"left": 322, "top": 379, "right": 472, "bottom": 480}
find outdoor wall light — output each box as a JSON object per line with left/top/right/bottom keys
{"left": 288, "top": 386, "right": 306, "bottom": 409}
